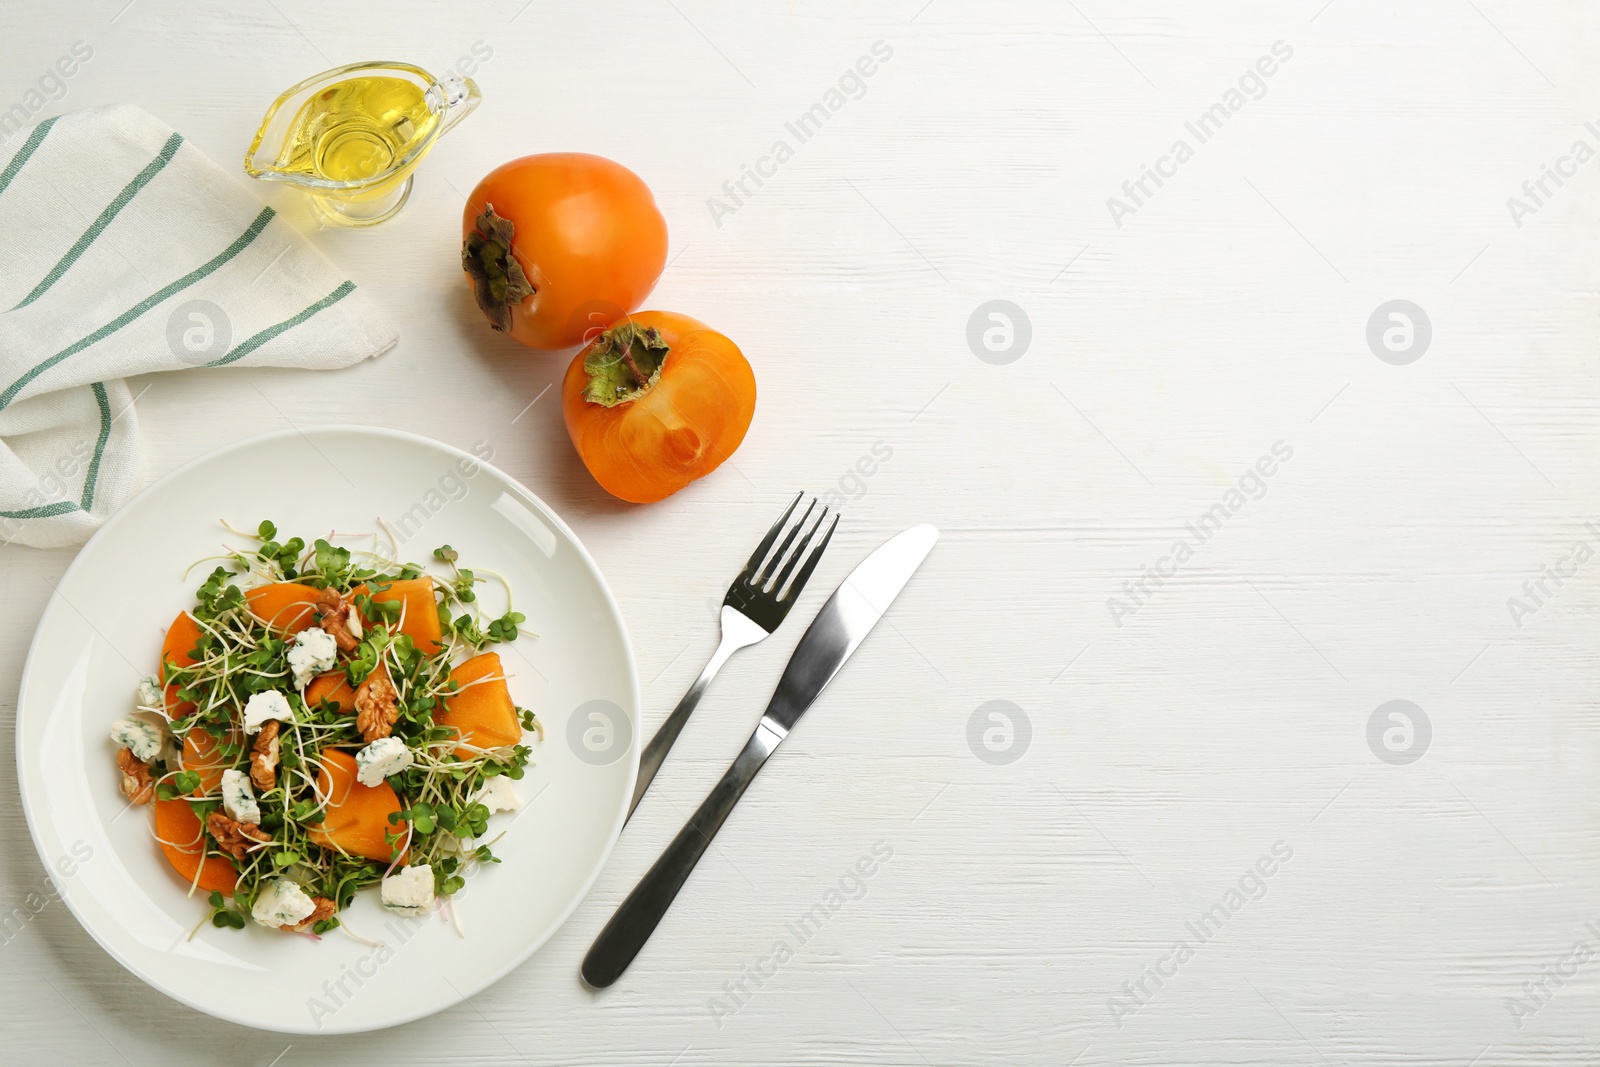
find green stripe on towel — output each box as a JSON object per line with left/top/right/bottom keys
{"left": 13, "top": 132, "right": 186, "bottom": 310}
{"left": 0, "top": 205, "right": 276, "bottom": 412}
{"left": 203, "top": 280, "right": 357, "bottom": 368}
{"left": 0, "top": 116, "right": 59, "bottom": 199}
{"left": 79, "top": 381, "right": 113, "bottom": 510}
{"left": 0, "top": 379, "right": 114, "bottom": 518}
{"left": 0, "top": 500, "right": 78, "bottom": 520}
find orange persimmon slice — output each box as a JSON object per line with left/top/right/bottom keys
{"left": 307, "top": 750, "right": 405, "bottom": 863}
{"left": 154, "top": 797, "right": 238, "bottom": 893}
{"left": 355, "top": 577, "right": 442, "bottom": 656}
{"left": 435, "top": 651, "right": 522, "bottom": 750}
{"left": 305, "top": 671, "right": 356, "bottom": 713}
{"left": 244, "top": 582, "right": 320, "bottom": 634}
{"left": 160, "top": 612, "right": 203, "bottom": 716}
{"left": 181, "top": 726, "right": 234, "bottom": 796}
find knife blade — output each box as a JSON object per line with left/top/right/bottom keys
{"left": 581, "top": 523, "right": 939, "bottom": 988}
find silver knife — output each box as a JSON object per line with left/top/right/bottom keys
{"left": 581, "top": 523, "right": 940, "bottom": 988}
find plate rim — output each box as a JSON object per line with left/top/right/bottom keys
{"left": 14, "top": 424, "right": 640, "bottom": 1034}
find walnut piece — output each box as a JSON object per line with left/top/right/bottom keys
{"left": 355, "top": 668, "right": 399, "bottom": 743}
{"left": 116, "top": 748, "right": 154, "bottom": 804}
{"left": 250, "top": 720, "right": 281, "bottom": 791}
{"left": 314, "top": 587, "right": 360, "bottom": 653}
{"left": 205, "top": 810, "right": 270, "bottom": 861}
{"left": 283, "top": 895, "right": 338, "bottom": 932}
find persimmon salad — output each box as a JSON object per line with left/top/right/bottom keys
{"left": 108, "top": 522, "right": 536, "bottom": 937}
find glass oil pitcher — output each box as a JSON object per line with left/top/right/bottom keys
{"left": 245, "top": 61, "right": 479, "bottom": 227}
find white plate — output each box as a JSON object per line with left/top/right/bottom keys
{"left": 15, "top": 426, "right": 639, "bottom": 1034}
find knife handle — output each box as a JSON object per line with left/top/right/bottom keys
{"left": 583, "top": 720, "right": 785, "bottom": 989}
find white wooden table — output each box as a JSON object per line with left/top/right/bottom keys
{"left": 2, "top": 1, "right": 1597, "bottom": 1063}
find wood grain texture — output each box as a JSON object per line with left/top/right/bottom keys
{"left": 1, "top": 0, "right": 1597, "bottom": 1062}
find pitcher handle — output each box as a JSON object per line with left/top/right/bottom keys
{"left": 430, "top": 74, "right": 481, "bottom": 136}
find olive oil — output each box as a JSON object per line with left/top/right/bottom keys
{"left": 246, "top": 62, "right": 479, "bottom": 226}
{"left": 271, "top": 75, "right": 437, "bottom": 185}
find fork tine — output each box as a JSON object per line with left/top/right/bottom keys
{"left": 739, "top": 492, "right": 802, "bottom": 579}
{"left": 776, "top": 512, "right": 838, "bottom": 601}
{"left": 768, "top": 505, "right": 828, "bottom": 595}
{"left": 756, "top": 500, "right": 816, "bottom": 586}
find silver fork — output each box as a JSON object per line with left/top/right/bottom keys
{"left": 628, "top": 493, "right": 838, "bottom": 818}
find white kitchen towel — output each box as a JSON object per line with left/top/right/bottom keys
{"left": 0, "top": 103, "right": 397, "bottom": 547}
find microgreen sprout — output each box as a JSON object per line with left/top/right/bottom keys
{"left": 207, "top": 890, "right": 247, "bottom": 929}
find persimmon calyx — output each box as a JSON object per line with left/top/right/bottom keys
{"left": 462, "top": 204, "right": 535, "bottom": 333}
{"left": 581, "top": 322, "right": 669, "bottom": 407}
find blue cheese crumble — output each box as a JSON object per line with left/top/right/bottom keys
{"left": 286, "top": 626, "right": 338, "bottom": 689}
{"left": 252, "top": 878, "right": 315, "bottom": 929}
{"left": 221, "top": 768, "right": 261, "bottom": 824}
{"left": 471, "top": 775, "right": 522, "bottom": 814}
{"left": 135, "top": 674, "right": 164, "bottom": 710}
{"left": 242, "top": 689, "right": 294, "bottom": 734}
{"left": 381, "top": 864, "right": 434, "bottom": 916}
{"left": 355, "top": 736, "right": 414, "bottom": 786}
{"left": 110, "top": 717, "right": 163, "bottom": 762}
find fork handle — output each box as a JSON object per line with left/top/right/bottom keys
{"left": 584, "top": 720, "right": 784, "bottom": 988}
{"left": 629, "top": 628, "right": 743, "bottom": 817}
